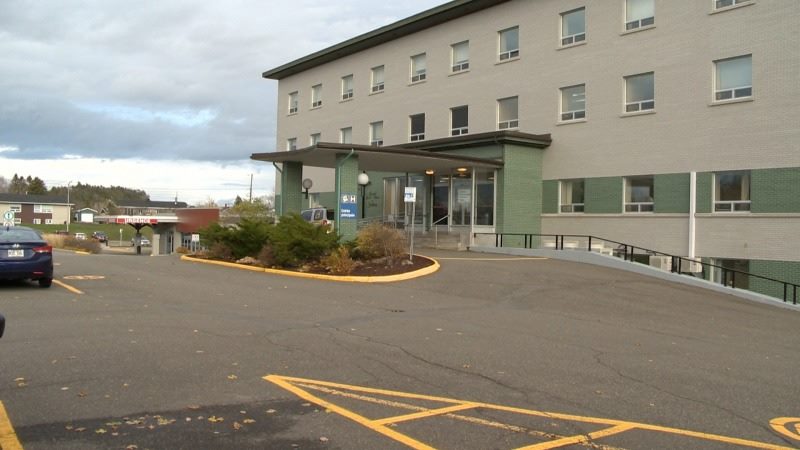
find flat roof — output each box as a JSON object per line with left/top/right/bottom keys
{"left": 263, "top": 0, "right": 510, "bottom": 80}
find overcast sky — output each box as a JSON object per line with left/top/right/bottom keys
{"left": 0, "top": 0, "right": 444, "bottom": 204}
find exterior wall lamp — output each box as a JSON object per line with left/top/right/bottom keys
{"left": 357, "top": 171, "right": 370, "bottom": 219}
{"left": 302, "top": 178, "right": 313, "bottom": 199}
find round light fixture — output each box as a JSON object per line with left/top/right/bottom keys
{"left": 302, "top": 178, "right": 313, "bottom": 190}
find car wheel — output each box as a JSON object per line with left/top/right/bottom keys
{"left": 38, "top": 278, "right": 53, "bottom": 288}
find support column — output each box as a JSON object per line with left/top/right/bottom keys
{"left": 281, "top": 161, "right": 304, "bottom": 216}
{"left": 335, "top": 153, "right": 359, "bottom": 241}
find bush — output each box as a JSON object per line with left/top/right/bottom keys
{"left": 175, "top": 246, "right": 190, "bottom": 254}
{"left": 61, "top": 237, "right": 102, "bottom": 254}
{"left": 323, "top": 246, "right": 356, "bottom": 275}
{"left": 269, "top": 213, "right": 339, "bottom": 267}
{"left": 200, "top": 218, "right": 271, "bottom": 260}
{"left": 208, "top": 243, "right": 234, "bottom": 261}
{"left": 258, "top": 245, "right": 276, "bottom": 267}
{"left": 356, "top": 223, "right": 407, "bottom": 260}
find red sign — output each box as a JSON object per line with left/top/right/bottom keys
{"left": 115, "top": 217, "right": 158, "bottom": 224}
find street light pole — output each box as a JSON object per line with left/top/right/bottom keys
{"left": 66, "top": 181, "right": 72, "bottom": 233}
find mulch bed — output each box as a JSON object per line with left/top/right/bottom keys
{"left": 191, "top": 254, "right": 435, "bottom": 277}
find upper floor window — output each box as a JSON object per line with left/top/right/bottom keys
{"left": 311, "top": 84, "right": 322, "bottom": 108}
{"left": 715, "top": 171, "right": 751, "bottom": 212}
{"left": 371, "top": 66, "right": 385, "bottom": 93}
{"left": 498, "top": 27, "right": 519, "bottom": 61}
{"left": 497, "top": 96, "right": 519, "bottom": 130}
{"left": 625, "top": 72, "right": 655, "bottom": 112}
{"left": 560, "top": 84, "right": 586, "bottom": 121}
{"left": 451, "top": 41, "right": 469, "bottom": 72}
{"left": 624, "top": 176, "right": 654, "bottom": 212}
{"left": 310, "top": 133, "right": 321, "bottom": 146}
{"left": 451, "top": 105, "right": 469, "bottom": 136}
{"left": 370, "top": 121, "right": 383, "bottom": 147}
{"left": 411, "top": 54, "right": 427, "bottom": 83}
{"left": 286, "top": 138, "right": 297, "bottom": 151}
{"left": 561, "top": 8, "right": 586, "bottom": 46}
{"left": 341, "top": 75, "right": 353, "bottom": 100}
{"left": 288, "top": 92, "right": 298, "bottom": 114}
{"left": 715, "top": 0, "right": 750, "bottom": 10}
{"left": 340, "top": 127, "right": 352, "bottom": 144}
{"left": 9, "top": 204, "right": 22, "bottom": 213}
{"left": 33, "top": 204, "right": 53, "bottom": 213}
{"left": 626, "top": 0, "right": 654, "bottom": 30}
{"left": 714, "top": 55, "right": 752, "bottom": 102}
{"left": 560, "top": 180, "right": 585, "bottom": 213}
{"left": 409, "top": 114, "right": 425, "bottom": 142}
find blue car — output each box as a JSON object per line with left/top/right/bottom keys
{"left": 0, "top": 226, "right": 54, "bottom": 288}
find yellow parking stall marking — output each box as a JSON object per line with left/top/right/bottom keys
{"left": 265, "top": 375, "right": 796, "bottom": 450}
{"left": 52, "top": 279, "right": 83, "bottom": 295}
{"left": 0, "top": 400, "right": 24, "bottom": 450}
{"left": 770, "top": 417, "right": 800, "bottom": 441}
{"left": 373, "top": 403, "right": 480, "bottom": 426}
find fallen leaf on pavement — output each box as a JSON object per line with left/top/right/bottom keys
{"left": 243, "top": 419, "right": 256, "bottom": 424}
{"left": 227, "top": 375, "right": 238, "bottom": 380}
{"left": 95, "top": 428, "right": 108, "bottom": 434}
{"left": 233, "top": 421, "right": 242, "bottom": 431}
{"left": 208, "top": 416, "right": 224, "bottom": 423}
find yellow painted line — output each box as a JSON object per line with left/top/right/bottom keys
{"left": 52, "top": 279, "right": 83, "bottom": 295}
{"left": 265, "top": 375, "right": 436, "bottom": 450}
{"left": 373, "top": 403, "right": 479, "bottom": 426}
{"left": 181, "top": 255, "right": 440, "bottom": 283}
{"left": 0, "top": 401, "right": 23, "bottom": 450}
{"left": 267, "top": 375, "right": 797, "bottom": 450}
{"left": 770, "top": 417, "right": 800, "bottom": 441}
{"left": 516, "top": 424, "right": 635, "bottom": 450}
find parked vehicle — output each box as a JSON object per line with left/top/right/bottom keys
{"left": 91, "top": 231, "right": 108, "bottom": 243}
{"left": 300, "top": 207, "right": 335, "bottom": 232}
{"left": 0, "top": 313, "right": 4, "bottom": 338}
{"left": 74, "top": 232, "right": 87, "bottom": 240}
{"left": 0, "top": 226, "right": 54, "bottom": 288}
{"left": 131, "top": 237, "right": 151, "bottom": 247}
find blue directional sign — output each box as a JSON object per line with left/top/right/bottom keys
{"left": 340, "top": 193, "right": 357, "bottom": 219}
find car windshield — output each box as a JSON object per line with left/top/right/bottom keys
{"left": 0, "top": 229, "right": 42, "bottom": 242}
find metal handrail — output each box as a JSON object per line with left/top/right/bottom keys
{"left": 473, "top": 232, "right": 799, "bottom": 305}
{"left": 432, "top": 215, "right": 449, "bottom": 249}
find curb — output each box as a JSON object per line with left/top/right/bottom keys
{"left": 180, "top": 255, "right": 440, "bottom": 283}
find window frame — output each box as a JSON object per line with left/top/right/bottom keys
{"left": 498, "top": 27, "right": 520, "bottom": 61}
{"left": 625, "top": 0, "right": 655, "bottom": 31}
{"left": 624, "top": 176, "right": 655, "bottom": 213}
{"left": 497, "top": 96, "right": 519, "bottom": 130}
{"left": 410, "top": 53, "right": 427, "bottom": 83}
{"left": 409, "top": 113, "right": 425, "bottom": 142}
{"left": 560, "top": 84, "right": 586, "bottom": 122}
{"left": 450, "top": 105, "right": 469, "bottom": 136}
{"left": 340, "top": 127, "right": 352, "bottom": 144}
{"left": 713, "top": 55, "right": 752, "bottom": 103}
{"left": 370, "top": 121, "right": 384, "bottom": 147}
{"left": 310, "top": 84, "right": 322, "bottom": 108}
{"left": 714, "top": 171, "right": 751, "bottom": 212}
{"left": 560, "top": 8, "right": 586, "bottom": 47}
{"left": 341, "top": 75, "right": 354, "bottom": 101}
{"left": 451, "top": 41, "right": 470, "bottom": 73}
{"left": 560, "top": 179, "right": 586, "bottom": 213}
{"left": 286, "top": 138, "right": 297, "bottom": 151}
{"left": 310, "top": 133, "right": 321, "bottom": 146}
{"left": 624, "top": 72, "right": 655, "bottom": 113}
{"left": 714, "top": 0, "right": 752, "bottom": 11}
{"left": 371, "top": 65, "right": 385, "bottom": 93}
{"left": 9, "top": 204, "right": 22, "bottom": 213}
{"left": 288, "top": 91, "right": 298, "bottom": 115}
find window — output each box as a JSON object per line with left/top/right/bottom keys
{"left": 371, "top": 66, "right": 385, "bottom": 93}
{"left": 715, "top": 171, "right": 751, "bottom": 212}
{"left": 625, "top": 176, "right": 654, "bottom": 212}
{"left": 715, "top": 55, "right": 752, "bottom": 101}
{"left": 340, "top": 127, "right": 352, "bottom": 144}
{"left": 560, "top": 85, "right": 586, "bottom": 121}
{"left": 288, "top": 92, "right": 298, "bottom": 114}
{"left": 370, "top": 121, "right": 383, "bottom": 146}
{"left": 311, "top": 84, "right": 322, "bottom": 108}
{"left": 715, "top": 0, "right": 750, "bottom": 10}
{"left": 451, "top": 41, "right": 469, "bottom": 72}
{"left": 560, "top": 180, "right": 585, "bottom": 213}
{"left": 626, "top": 0, "right": 654, "bottom": 30}
{"left": 286, "top": 138, "right": 297, "bottom": 151}
{"left": 498, "top": 27, "right": 519, "bottom": 61}
{"left": 451, "top": 106, "right": 469, "bottom": 136}
{"left": 497, "top": 97, "right": 519, "bottom": 130}
{"left": 13, "top": 218, "right": 21, "bottom": 225}
{"left": 625, "top": 72, "right": 655, "bottom": 112}
{"left": 409, "top": 114, "right": 425, "bottom": 141}
{"left": 310, "top": 133, "right": 321, "bottom": 146}
{"left": 561, "top": 8, "right": 586, "bottom": 46}
{"left": 44, "top": 218, "right": 53, "bottom": 225}
{"left": 411, "top": 54, "right": 426, "bottom": 83}
{"left": 341, "top": 75, "right": 353, "bottom": 100}
{"left": 10, "top": 204, "right": 22, "bottom": 212}
{"left": 33, "top": 218, "right": 41, "bottom": 224}
{"left": 33, "top": 204, "right": 53, "bottom": 213}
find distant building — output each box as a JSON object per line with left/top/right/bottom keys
{"left": 116, "top": 200, "right": 189, "bottom": 216}
{"left": 0, "top": 193, "right": 73, "bottom": 226}
{"left": 75, "top": 207, "right": 97, "bottom": 223}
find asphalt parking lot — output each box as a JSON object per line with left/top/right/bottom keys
{"left": 1, "top": 249, "right": 799, "bottom": 449}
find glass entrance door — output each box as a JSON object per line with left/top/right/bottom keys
{"left": 451, "top": 170, "right": 472, "bottom": 226}
{"left": 433, "top": 174, "right": 449, "bottom": 226}
{"left": 384, "top": 177, "right": 406, "bottom": 227}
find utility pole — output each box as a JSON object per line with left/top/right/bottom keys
{"left": 66, "top": 181, "right": 72, "bottom": 233}
{"left": 249, "top": 174, "right": 253, "bottom": 202}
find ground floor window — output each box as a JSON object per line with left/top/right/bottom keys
{"left": 33, "top": 218, "right": 41, "bottom": 224}
{"left": 475, "top": 169, "right": 494, "bottom": 226}
{"left": 624, "top": 176, "right": 654, "bottom": 212}
{"left": 560, "top": 179, "right": 585, "bottom": 213}
{"left": 713, "top": 258, "right": 750, "bottom": 289}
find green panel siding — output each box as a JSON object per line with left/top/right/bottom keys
{"left": 317, "top": 192, "right": 337, "bottom": 210}
{"left": 751, "top": 167, "right": 800, "bottom": 213}
{"left": 542, "top": 180, "right": 559, "bottom": 214}
{"left": 496, "top": 144, "right": 543, "bottom": 245}
{"left": 281, "top": 162, "right": 304, "bottom": 215}
{"left": 695, "top": 172, "right": 713, "bottom": 214}
{"left": 442, "top": 146, "right": 504, "bottom": 160}
{"left": 584, "top": 177, "right": 622, "bottom": 214}
{"left": 654, "top": 173, "right": 690, "bottom": 213}
{"left": 749, "top": 260, "right": 800, "bottom": 301}
{"left": 335, "top": 154, "right": 360, "bottom": 240}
